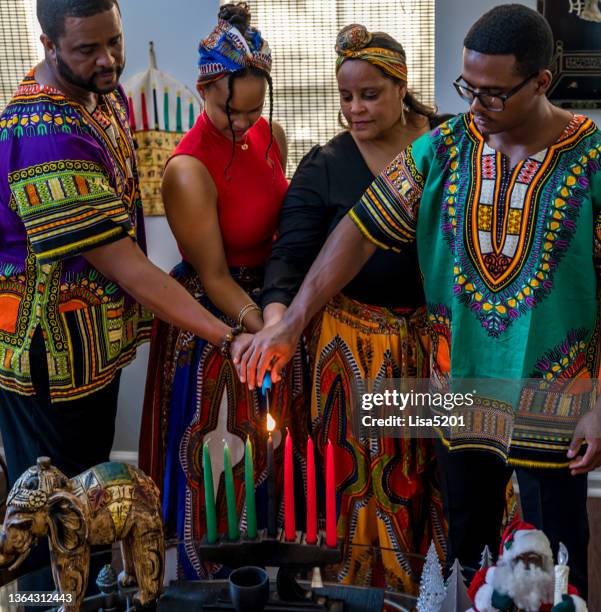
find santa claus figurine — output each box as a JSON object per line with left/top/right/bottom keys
{"left": 467, "top": 519, "right": 587, "bottom": 612}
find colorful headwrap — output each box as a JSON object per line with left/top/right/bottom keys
{"left": 335, "top": 24, "right": 408, "bottom": 83}
{"left": 197, "top": 18, "right": 272, "bottom": 86}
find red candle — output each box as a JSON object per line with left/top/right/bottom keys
{"left": 325, "top": 439, "right": 337, "bottom": 547}
{"left": 127, "top": 96, "right": 137, "bottom": 131}
{"left": 306, "top": 436, "right": 317, "bottom": 544}
{"left": 284, "top": 428, "right": 296, "bottom": 541}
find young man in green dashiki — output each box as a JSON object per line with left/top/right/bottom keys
{"left": 235, "top": 5, "right": 601, "bottom": 598}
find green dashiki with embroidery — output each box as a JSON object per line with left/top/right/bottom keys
{"left": 350, "top": 113, "right": 601, "bottom": 467}
{"left": 0, "top": 70, "right": 152, "bottom": 402}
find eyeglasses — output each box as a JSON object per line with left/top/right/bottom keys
{"left": 453, "top": 72, "right": 539, "bottom": 112}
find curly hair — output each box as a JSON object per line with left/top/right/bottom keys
{"left": 464, "top": 4, "right": 554, "bottom": 76}
{"left": 218, "top": 2, "right": 251, "bottom": 36}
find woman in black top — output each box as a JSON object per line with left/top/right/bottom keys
{"left": 260, "top": 24, "right": 451, "bottom": 591}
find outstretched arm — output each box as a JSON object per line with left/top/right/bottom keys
{"left": 84, "top": 237, "right": 230, "bottom": 345}
{"left": 162, "top": 155, "right": 264, "bottom": 332}
{"left": 237, "top": 141, "right": 429, "bottom": 387}
{"left": 235, "top": 215, "right": 376, "bottom": 387}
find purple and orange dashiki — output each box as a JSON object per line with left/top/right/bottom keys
{"left": 0, "top": 70, "right": 152, "bottom": 401}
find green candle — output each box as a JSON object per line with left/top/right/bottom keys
{"left": 163, "top": 90, "right": 170, "bottom": 132}
{"left": 176, "top": 94, "right": 182, "bottom": 132}
{"left": 244, "top": 437, "right": 257, "bottom": 539}
{"left": 224, "top": 441, "right": 239, "bottom": 541}
{"left": 202, "top": 441, "right": 217, "bottom": 543}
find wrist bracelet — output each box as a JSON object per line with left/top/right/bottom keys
{"left": 220, "top": 324, "right": 244, "bottom": 357}
{"left": 237, "top": 302, "right": 262, "bottom": 327}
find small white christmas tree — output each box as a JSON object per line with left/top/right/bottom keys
{"left": 417, "top": 541, "right": 446, "bottom": 612}
{"left": 439, "top": 558, "right": 472, "bottom": 612}
{"left": 479, "top": 545, "right": 494, "bottom": 569}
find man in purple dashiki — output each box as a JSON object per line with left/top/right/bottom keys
{"left": 0, "top": 0, "right": 237, "bottom": 489}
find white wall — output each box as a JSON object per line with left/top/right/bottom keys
{"left": 112, "top": 0, "right": 601, "bottom": 456}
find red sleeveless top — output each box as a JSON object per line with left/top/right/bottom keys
{"left": 171, "top": 111, "right": 288, "bottom": 267}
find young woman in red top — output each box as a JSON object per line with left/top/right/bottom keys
{"left": 139, "top": 3, "right": 306, "bottom": 578}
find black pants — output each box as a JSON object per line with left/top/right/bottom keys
{"left": 0, "top": 328, "right": 121, "bottom": 590}
{"left": 436, "top": 441, "right": 589, "bottom": 598}
{"left": 0, "top": 328, "right": 121, "bottom": 486}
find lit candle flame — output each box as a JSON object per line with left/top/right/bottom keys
{"left": 266, "top": 412, "right": 276, "bottom": 432}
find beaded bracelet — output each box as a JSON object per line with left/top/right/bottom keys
{"left": 220, "top": 324, "right": 244, "bottom": 357}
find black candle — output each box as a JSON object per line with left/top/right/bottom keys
{"left": 266, "top": 413, "right": 277, "bottom": 537}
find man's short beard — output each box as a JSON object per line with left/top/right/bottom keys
{"left": 56, "top": 52, "right": 123, "bottom": 95}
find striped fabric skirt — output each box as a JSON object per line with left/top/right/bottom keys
{"left": 307, "top": 293, "right": 446, "bottom": 593}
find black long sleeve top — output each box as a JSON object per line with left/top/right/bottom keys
{"left": 262, "top": 128, "right": 434, "bottom": 309}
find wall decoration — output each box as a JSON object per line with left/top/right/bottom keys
{"left": 124, "top": 42, "right": 202, "bottom": 216}
{"left": 538, "top": 0, "right": 601, "bottom": 108}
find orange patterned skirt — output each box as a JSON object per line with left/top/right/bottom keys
{"left": 307, "top": 293, "right": 447, "bottom": 593}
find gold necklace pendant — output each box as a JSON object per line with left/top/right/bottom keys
{"left": 241, "top": 143, "right": 249, "bottom": 151}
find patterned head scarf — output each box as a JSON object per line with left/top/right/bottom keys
{"left": 197, "top": 6, "right": 272, "bottom": 86}
{"left": 335, "top": 24, "right": 408, "bottom": 83}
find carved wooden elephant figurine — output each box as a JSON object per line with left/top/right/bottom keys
{"left": 0, "top": 457, "right": 164, "bottom": 611}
